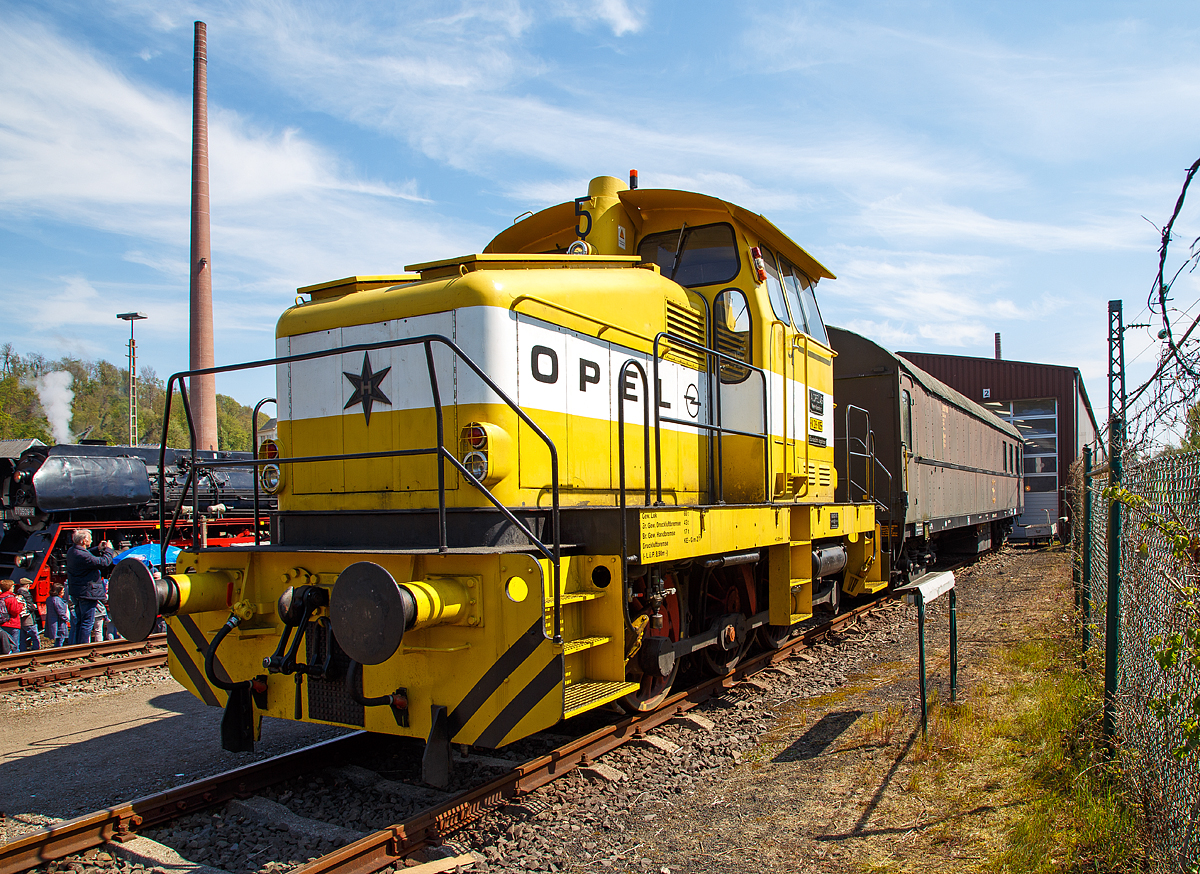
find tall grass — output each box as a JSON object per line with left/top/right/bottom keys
{"left": 992, "top": 638, "right": 1146, "bottom": 872}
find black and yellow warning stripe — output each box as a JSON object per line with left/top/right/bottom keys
{"left": 445, "top": 616, "right": 563, "bottom": 748}
{"left": 168, "top": 615, "right": 231, "bottom": 708}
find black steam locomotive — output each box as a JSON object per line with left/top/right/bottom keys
{"left": 0, "top": 441, "right": 271, "bottom": 610}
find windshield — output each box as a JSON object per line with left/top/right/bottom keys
{"left": 638, "top": 223, "right": 740, "bottom": 287}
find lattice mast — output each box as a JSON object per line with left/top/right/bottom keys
{"left": 1103, "top": 299, "right": 1126, "bottom": 741}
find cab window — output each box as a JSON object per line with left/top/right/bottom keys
{"left": 758, "top": 246, "right": 792, "bottom": 327}
{"left": 714, "top": 287, "right": 752, "bottom": 384}
{"left": 779, "top": 256, "right": 811, "bottom": 335}
{"left": 637, "top": 223, "right": 740, "bottom": 287}
{"left": 796, "top": 270, "right": 828, "bottom": 345}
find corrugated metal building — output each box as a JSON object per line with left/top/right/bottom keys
{"left": 896, "top": 351, "right": 1101, "bottom": 539}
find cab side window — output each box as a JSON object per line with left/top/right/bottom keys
{"left": 779, "top": 256, "right": 810, "bottom": 335}
{"left": 791, "top": 264, "right": 828, "bottom": 345}
{"left": 714, "top": 288, "right": 752, "bottom": 384}
{"left": 757, "top": 245, "right": 792, "bottom": 327}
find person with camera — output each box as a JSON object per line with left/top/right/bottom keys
{"left": 65, "top": 529, "right": 114, "bottom": 646}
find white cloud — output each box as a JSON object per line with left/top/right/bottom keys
{"left": 853, "top": 195, "right": 1147, "bottom": 252}
{"left": 821, "top": 248, "right": 1029, "bottom": 352}
{"left": 593, "top": 0, "right": 643, "bottom": 36}
{"left": 745, "top": 6, "right": 1200, "bottom": 164}
{"left": 0, "top": 14, "right": 479, "bottom": 316}
{"left": 549, "top": 0, "right": 643, "bottom": 36}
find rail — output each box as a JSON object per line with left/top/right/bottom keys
{"left": 0, "top": 640, "right": 168, "bottom": 693}
{"left": 0, "top": 634, "right": 166, "bottom": 672}
{"left": 158, "top": 333, "right": 565, "bottom": 643}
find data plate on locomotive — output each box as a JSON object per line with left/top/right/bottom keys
{"left": 637, "top": 507, "right": 787, "bottom": 563}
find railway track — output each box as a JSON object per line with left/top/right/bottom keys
{"left": 0, "top": 635, "right": 167, "bottom": 692}
{"left": 0, "top": 598, "right": 889, "bottom": 874}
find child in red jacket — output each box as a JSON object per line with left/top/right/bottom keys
{"left": 0, "top": 579, "right": 23, "bottom": 654}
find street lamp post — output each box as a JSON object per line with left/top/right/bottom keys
{"left": 117, "top": 312, "right": 147, "bottom": 445}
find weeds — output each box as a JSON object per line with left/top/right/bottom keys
{"left": 993, "top": 641, "right": 1146, "bottom": 873}
{"left": 862, "top": 704, "right": 905, "bottom": 747}
{"left": 865, "top": 629, "right": 1147, "bottom": 871}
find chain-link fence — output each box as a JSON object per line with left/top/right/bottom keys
{"left": 1073, "top": 449, "right": 1200, "bottom": 871}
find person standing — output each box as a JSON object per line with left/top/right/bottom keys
{"left": 101, "top": 577, "right": 119, "bottom": 640}
{"left": 0, "top": 580, "right": 23, "bottom": 654}
{"left": 15, "top": 580, "right": 40, "bottom": 651}
{"left": 45, "top": 583, "right": 71, "bottom": 647}
{"left": 65, "top": 529, "right": 114, "bottom": 646}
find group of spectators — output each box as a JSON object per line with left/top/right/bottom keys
{"left": 0, "top": 528, "right": 122, "bottom": 655}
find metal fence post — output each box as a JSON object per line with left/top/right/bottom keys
{"left": 949, "top": 588, "right": 958, "bottom": 703}
{"left": 1103, "top": 425, "right": 1122, "bottom": 743}
{"left": 917, "top": 591, "right": 927, "bottom": 735}
{"left": 1081, "top": 445, "right": 1092, "bottom": 669}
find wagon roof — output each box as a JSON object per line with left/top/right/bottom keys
{"left": 830, "top": 326, "right": 1021, "bottom": 440}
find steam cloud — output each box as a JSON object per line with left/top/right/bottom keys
{"left": 35, "top": 371, "right": 74, "bottom": 444}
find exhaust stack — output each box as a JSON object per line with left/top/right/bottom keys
{"left": 190, "top": 21, "right": 219, "bottom": 451}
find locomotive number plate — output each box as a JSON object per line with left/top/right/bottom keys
{"left": 809, "top": 417, "right": 823, "bottom": 433}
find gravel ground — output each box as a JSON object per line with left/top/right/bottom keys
{"left": 0, "top": 662, "right": 175, "bottom": 713}
{"left": 13, "top": 545, "right": 1058, "bottom": 874}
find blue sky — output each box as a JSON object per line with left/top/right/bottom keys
{"left": 2, "top": 0, "right": 1199, "bottom": 431}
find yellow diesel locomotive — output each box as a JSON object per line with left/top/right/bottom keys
{"left": 111, "top": 174, "right": 888, "bottom": 782}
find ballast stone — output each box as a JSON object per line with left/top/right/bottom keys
{"left": 107, "top": 836, "right": 231, "bottom": 874}
{"left": 227, "top": 796, "right": 367, "bottom": 845}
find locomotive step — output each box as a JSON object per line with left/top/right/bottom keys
{"left": 563, "top": 680, "right": 641, "bottom": 718}
{"left": 547, "top": 590, "right": 607, "bottom": 607}
{"left": 563, "top": 635, "right": 613, "bottom": 656}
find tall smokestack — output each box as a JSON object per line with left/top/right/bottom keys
{"left": 994, "top": 332, "right": 1001, "bottom": 360}
{"left": 189, "top": 21, "right": 218, "bottom": 451}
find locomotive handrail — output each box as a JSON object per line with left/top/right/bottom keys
{"left": 510, "top": 293, "right": 658, "bottom": 349}
{"left": 616, "top": 359, "right": 653, "bottom": 580}
{"left": 251, "top": 397, "right": 276, "bottom": 547}
{"left": 158, "top": 332, "right": 565, "bottom": 644}
{"left": 651, "top": 331, "right": 771, "bottom": 506}
{"left": 843, "top": 404, "right": 874, "bottom": 506}
{"left": 869, "top": 430, "right": 893, "bottom": 519}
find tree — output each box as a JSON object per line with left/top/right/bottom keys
{"left": 0, "top": 344, "right": 52, "bottom": 442}
{"left": 0, "top": 347, "right": 265, "bottom": 450}
{"left": 1182, "top": 402, "right": 1200, "bottom": 453}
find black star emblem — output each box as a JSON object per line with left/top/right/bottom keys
{"left": 343, "top": 352, "right": 392, "bottom": 425}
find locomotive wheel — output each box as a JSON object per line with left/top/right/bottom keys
{"left": 618, "top": 661, "right": 679, "bottom": 713}
{"left": 757, "top": 623, "right": 795, "bottom": 650}
{"left": 698, "top": 566, "right": 752, "bottom": 676}
{"left": 701, "top": 639, "right": 746, "bottom": 677}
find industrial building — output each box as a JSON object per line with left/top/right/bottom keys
{"left": 898, "top": 345, "right": 1101, "bottom": 542}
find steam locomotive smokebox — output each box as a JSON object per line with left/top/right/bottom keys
{"left": 27, "top": 451, "right": 152, "bottom": 511}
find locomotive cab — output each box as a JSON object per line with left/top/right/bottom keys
{"left": 111, "top": 174, "right": 885, "bottom": 782}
